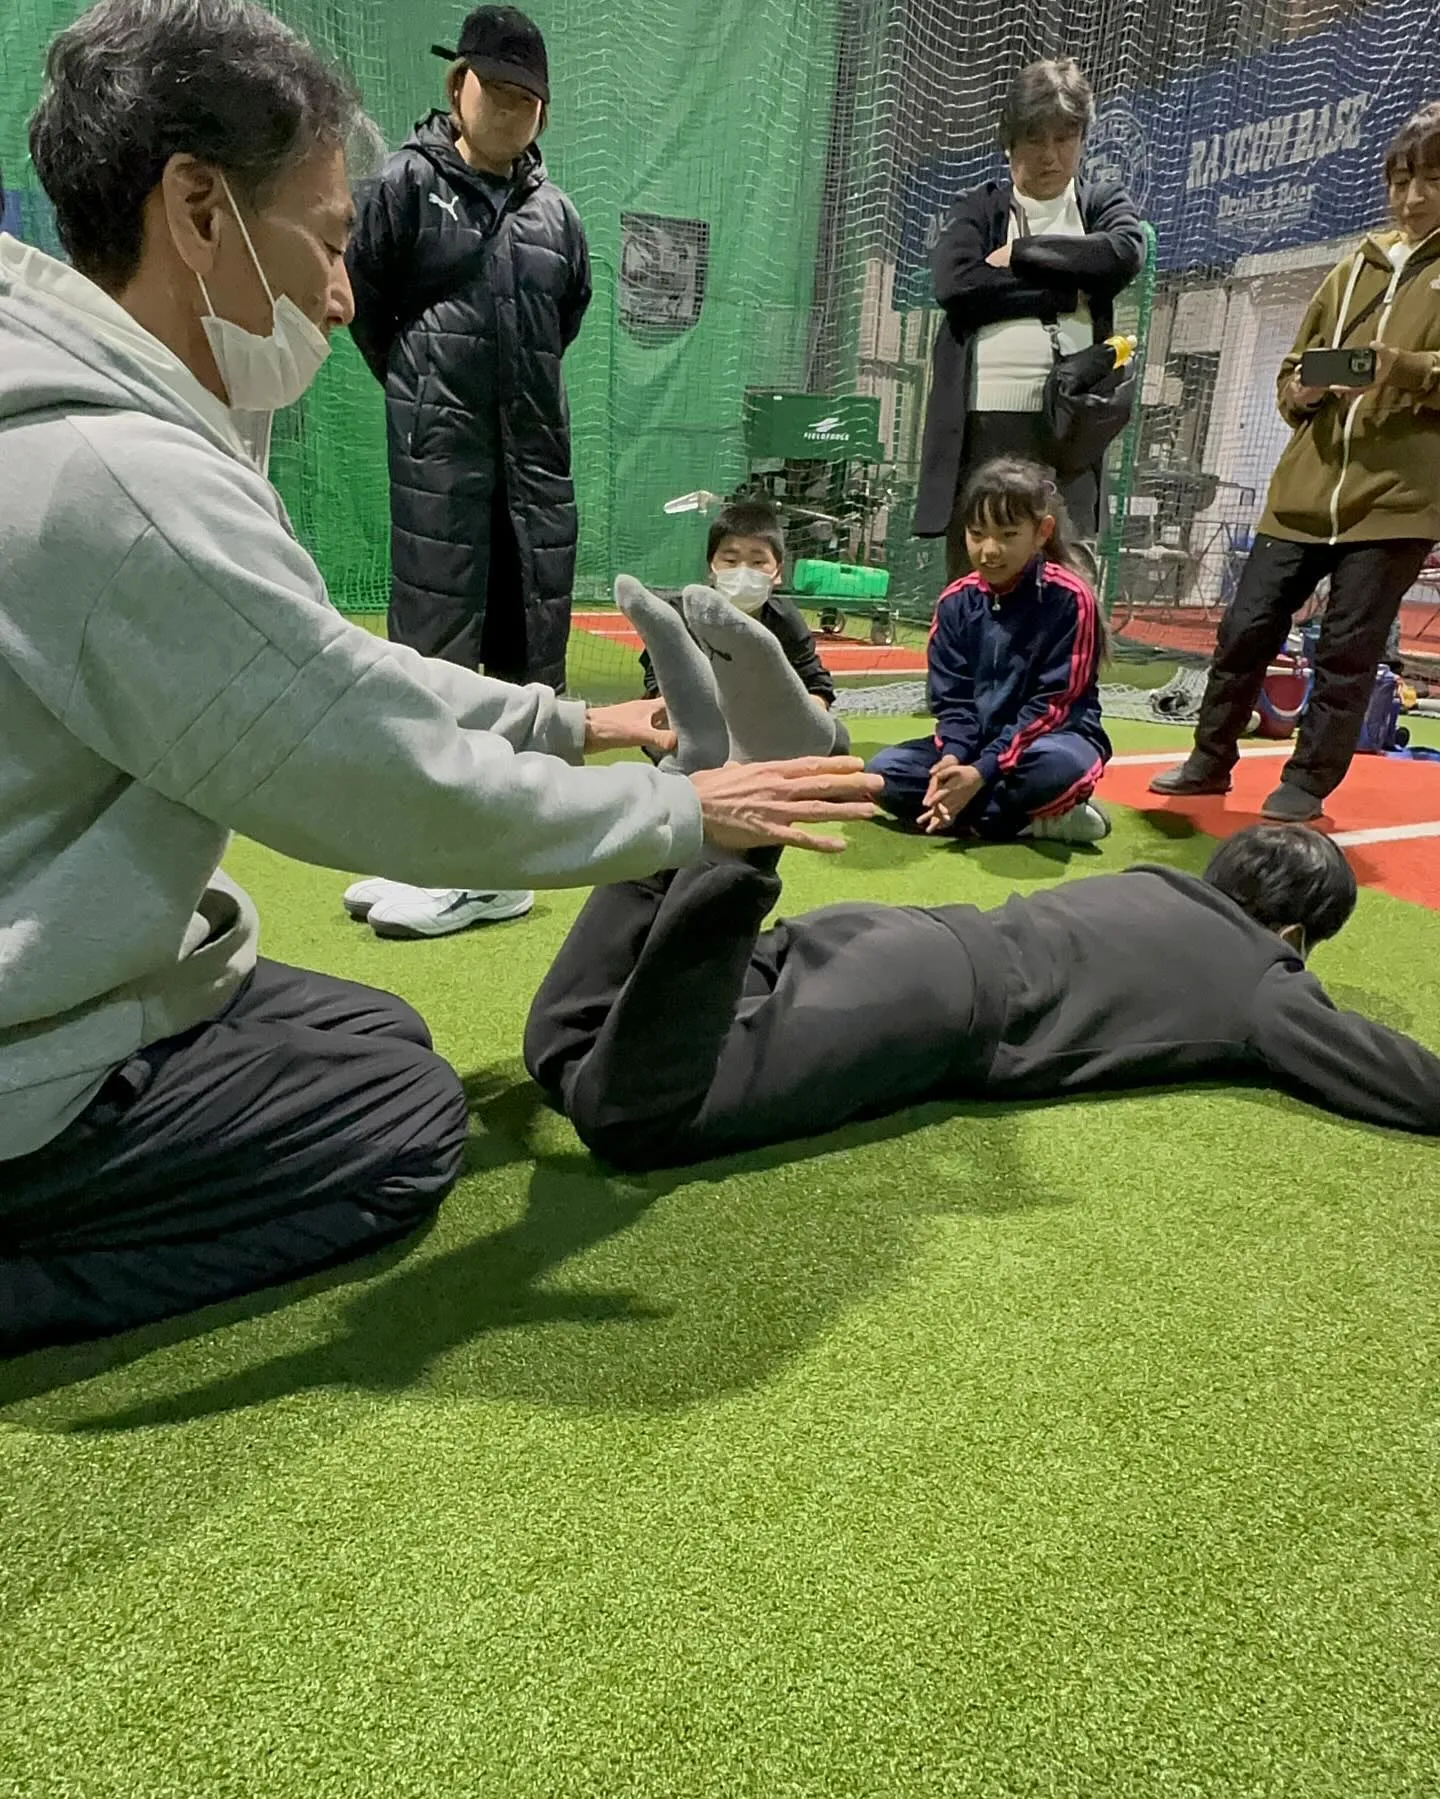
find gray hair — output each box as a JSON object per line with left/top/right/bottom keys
{"left": 29, "top": 0, "right": 358, "bottom": 289}
{"left": 999, "top": 58, "right": 1095, "bottom": 151}
{"left": 346, "top": 112, "right": 390, "bottom": 183}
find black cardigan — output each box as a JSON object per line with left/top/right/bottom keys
{"left": 914, "top": 177, "right": 1145, "bottom": 537}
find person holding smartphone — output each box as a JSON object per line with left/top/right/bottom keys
{"left": 1151, "top": 102, "right": 1440, "bottom": 823}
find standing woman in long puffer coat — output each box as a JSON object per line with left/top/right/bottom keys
{"left": 343, "top": 6, "right": 592, "bottom": 939}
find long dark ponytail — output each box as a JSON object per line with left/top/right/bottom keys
{"left": 958, "top": 456, "right": 1111, "bottom": 662}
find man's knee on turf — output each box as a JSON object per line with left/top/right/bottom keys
{"left": 375, "top": 990, "right": 436, "bottom": 1050}
{"left": 356, "top": 1045, "right": 470, "bottom": 1227}
{"left": 521, "top": 1001, "right": 587, "bottom": 1100}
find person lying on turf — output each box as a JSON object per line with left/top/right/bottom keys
{"left": 869, "top": 457, "right": 1112, "bottom": 846}
{"left": 524, "top": 579, "right": 1440, "bottom": 1172}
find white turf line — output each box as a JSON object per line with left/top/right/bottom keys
{"left": 1108, "top": 747, "right": 1292, "bottom": 768}
{"left": 1330, "top": 821, "right": 1440, "bottom": 847}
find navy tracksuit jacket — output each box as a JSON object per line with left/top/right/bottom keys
{"left": 872, "top": 557, "right": 1112, "bottom": 833}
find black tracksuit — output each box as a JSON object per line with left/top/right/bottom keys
{"left": 525, "top": 856, "right": 1440, "bottom": 1171}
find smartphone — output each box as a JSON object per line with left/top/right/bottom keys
{"left": 1300, "top": 346, "right": 1376, "bottom": 388}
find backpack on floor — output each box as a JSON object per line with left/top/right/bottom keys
{"left": 1358, "top": 665, "right": 1406, "bottom": 755}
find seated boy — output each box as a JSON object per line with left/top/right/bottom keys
{"left": 638, "top": 499, "right": 850, "bottom": 754}
{"left": 526, "top": 588, "right": 1440, "bottom": 1171}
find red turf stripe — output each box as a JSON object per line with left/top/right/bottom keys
{"left": 1104, "top": 751, "right": 1440, "bottom": 908}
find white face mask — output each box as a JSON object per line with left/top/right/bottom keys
{"left": 196, "top": 174, "right": 331, "bottom": 413}
{"left": 712, "top": 566, "right": 775, "bottom": 614}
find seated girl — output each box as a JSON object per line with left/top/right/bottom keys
{"left": 870, "top": 457, "right": 1112, "bottom": 843}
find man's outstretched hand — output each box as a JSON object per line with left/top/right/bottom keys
{"left": 584, "top": 699, "right": 677, "bottom": 758}
{"left": 691, "top": 757, "right": 882, "bottom": 853}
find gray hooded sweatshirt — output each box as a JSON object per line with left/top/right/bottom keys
{"left": 0, "top": 236, "right": 702, "bottom": 1161}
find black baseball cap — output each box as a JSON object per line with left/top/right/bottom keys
{"left": 431, "top": 7, "right": 550, "bottom": 105}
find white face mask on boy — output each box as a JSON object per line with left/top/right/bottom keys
{"left": 712, "top": 566, "right": 775, "bottom": 614}
{"left": 195, "top": 173, "right": 331, "bottom": 413}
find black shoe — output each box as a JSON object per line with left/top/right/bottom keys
{"left": 1260, "top": 782, "right": 1324, "bottom": 823}
{"left": 1148, "top": 761, "right": 1231, "bottom": 797}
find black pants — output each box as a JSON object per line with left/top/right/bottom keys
{"left": 1190, "top": 534, "right": 1433, "bottom": 798}
{"left": 0, "top": 963, "right": 469, "bottom": 1355}
{"left": 388, "top": 482, "right": 535, "bottom": 685}
{"left": 523, "top": 856, "right": 997, "bottom": 1172}
{"left": 945, "top": 411, "right": 1100, "bottom": 583}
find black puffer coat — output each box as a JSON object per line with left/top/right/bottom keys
{"left": 348, "top": 113, "right": 591, "bottom": 687}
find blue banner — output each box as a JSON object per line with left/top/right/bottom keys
{"left": 895, "top": 0, "right": 1440, "bottom": 307}
{"left": 0, "top": 189, "right": 20, "bottom": 238}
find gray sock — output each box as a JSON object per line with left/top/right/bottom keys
{"left": 681, "top": 584, "right": 838, "bottom": 762}
{"left": 614, "top": 576, "right": 730, "bottom": 773}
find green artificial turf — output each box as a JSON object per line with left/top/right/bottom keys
{"left": 3, "top": 715, "right": 1439, "bottom": 1798}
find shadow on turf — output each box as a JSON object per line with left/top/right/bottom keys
{"left": 3, "top": 1057, "right": 1356, "bottom": 1435}
{"left": 862, "top": 813, "right": 1116, "bottom": 872}
{"left": 1, "top": 1069, "right": 1086, "bottom": 1431}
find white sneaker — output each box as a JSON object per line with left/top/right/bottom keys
{"left": 1023, "top": 800, "right": 1111, "bottom": 844}
{"left": 365, "top": 888, "right": 535, "bottom": 940}
{"left": 342, "top": 876, "right": 417, "bottom": 921}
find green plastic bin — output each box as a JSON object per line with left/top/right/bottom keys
{"left": 791, "top": 560, "right": 891, "bottom": 600}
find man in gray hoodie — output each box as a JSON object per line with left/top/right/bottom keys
{"left": 0, "top": 0, "right": 876, "bottom": 1354}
